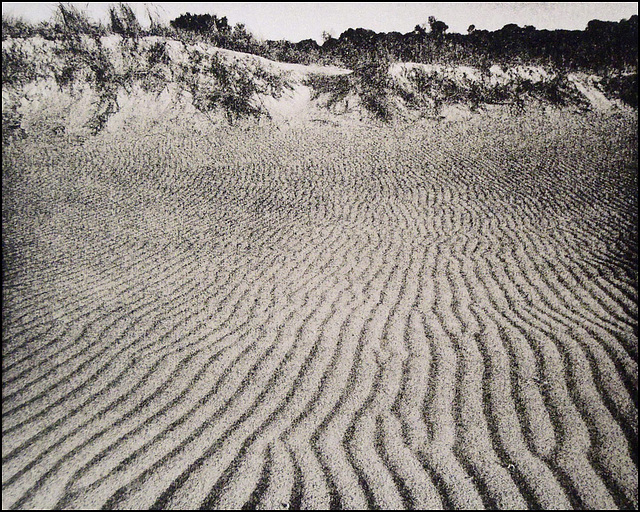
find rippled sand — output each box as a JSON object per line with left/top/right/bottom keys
{"left": 2, "top": 109, "right": 637, "bottom": 510}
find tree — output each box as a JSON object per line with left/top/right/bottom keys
{"left": 170, "top": 13, "right": 231, "bottom": 34}
{"left": 230, "top": 22, "right": 256, "bottom": 52}
{"left": 428, "top": 16, "right": 448, "bottom": 37}
{"left": 414, "top": 24, "right": 427, "bottom": 36}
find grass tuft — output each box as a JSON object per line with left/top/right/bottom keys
{"left": 54, "top": 3, "right": 106, "bottom": 38}
{"left": 108, "top": 3, "right": 141, "bottom": 40}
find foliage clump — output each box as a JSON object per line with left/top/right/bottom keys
{"left": 54, "top": 2, "right": 107, "bottom": 38}
{"left": 2, "top": 14, "right": 37, "bottom": 39}
{"left": 2, "top": 45, "right": 39, "bottom": 85}
{"left": 399, "top": 65, "right": 593, "bottom": 115}
{"left": 305, "top": 50, "right": 395, "bottom": 121}
{"left": 601, "top": 73, "right": 638, "bottom": 107}
{"left": 305, "top": 74, "right": 352, "bottom": 108}
{"left": 170, "top": 13, "right": 231, "bottom": 34}
{"left": 2, "top": 5, "right": 637, "bottom": 75}
{"left": 177, "top": 49, "right": 287, "bottom": 123}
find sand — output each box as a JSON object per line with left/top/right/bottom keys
{"left": 2, "top": 108, "right": 637, "bottom": 510}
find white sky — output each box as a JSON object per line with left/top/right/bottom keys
{"left": 2, "top": 2, "right": 638, "bottom": 42}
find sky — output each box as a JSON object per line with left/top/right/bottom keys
{"left": 2, "top": 2, "right": 638, "bottom": 42}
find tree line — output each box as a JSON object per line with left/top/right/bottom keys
{"left": 273, "top": 15, "right": 638, "bottom": 72}
{"left": 2, "top": 5, "right": 637, "bottom": 73}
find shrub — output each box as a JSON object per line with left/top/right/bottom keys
{"left": 190, "top": 50, "right": 290, "bottom": 121}
{"left": 140, "top": 42, "right": 172, "bottom": 93}
{"left": 304, "top": 73, "right": 352, "bottom": 107}
{"left": 178, "top": 50, "right": 263, "bottom": 123}
{"left": 53, "top": 35, "right": 117, "bottom": 89}
{"left": 353, "top": 53, "right": 394, "bottom": 120}
{"left": 85, "top": 48, "right": 120, "bottom": 133}
{"left": 2, "top": 45, "right": 39, "bottom": 85}
{"left": 2, "top": 14, "right": 36, "bottom": 39}
{"left": 601, "top": 73, "right": 638, "bottom": 107}
{"left": 401, "top": 67, "right": 468, "bottom": 114}
{"left": 305, "top": 51, "right": 395, "bottom": 121}
{"left": 252, "top": 65, "right": 292, "bottom": 98}
{"left": 147, "top": 41, "right": 171, "bottom": 66}
{"left": 51, "top": 31, "right": 121, "bottom": 133}
{"left": 399, "top": 65, "right": 592, "bottom": 114}
{"left": 170, "top": 13, "right": 231, "bottom": 35}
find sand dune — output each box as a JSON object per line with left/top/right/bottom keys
{"left": 2, "top": 109, "right": 637, "bottom": 510}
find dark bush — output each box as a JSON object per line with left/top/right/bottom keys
{"left": 2, "top": 14, "right": 36, "bottom": 39}
{"left": 353, "top": 53, "right": 394, "bottom": 120}
{"left": 601, "top": 73, "right": 638, "bottom": 107}
{"left": 305, "top": 51, "right": 394, "bottom": 121}
{"left": 2, "top": 45, "right": 39, "bottom": 85}
{"left": 170, "top": 13, "right": 230, "bottom": 34}
{"left": 304, "top": 73, "right": 352, "bottom": 106}
{"left": 147, "top": 41, "right": 171, "bottom": 66}
{"left": 178, "top": 50, "right": 265, "bottom": 123}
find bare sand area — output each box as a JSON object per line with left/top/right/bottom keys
{"left": 2, "top": 109, "right": 638, "bottom": 509}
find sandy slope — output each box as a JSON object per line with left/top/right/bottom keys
{"left": 2, "top": 108, "right": 638, "bottom": 510}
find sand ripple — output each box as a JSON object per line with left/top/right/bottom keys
{"left": 2, "top": 110, "right": 637, "bottom": 509}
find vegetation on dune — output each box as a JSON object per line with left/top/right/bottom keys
{"left": 177, "top": 48, "right": 289, "bottom": 123}
{"left": 353, "top": 52, "right": 396, "bottom": 121}
{"left": 600, "top": 73, "right": 638, "bottom": 108}
{"left": 314, "top": 16, "right": 638, "bottom": 73}
{"left": 50, "top": 6, "right": 120, "bottom": 133}
{"left": 52, "top": 2, "right": 107, "bottom": 38}
{"left": 167, "top": 12, "right": 262, "bottom": 55}
{"left": 2, "top": 45, "right": 39, "bottom": 85}
{"left": 2, "top": 3, "right": 293, "bottom": 134}
{"left": 399, "top": 66, "right": 591, "bottom": 113}
{"left": 304, "top": 49, "right": 395, "bottom": 120}
{"left": 3, "top": 5, "right": 636, "bottom": 73}
{"left": 108, "top": 2, "right": 142, "bottom": 40}
{"left": 1, "top": 3, "right": 637, "bottom": 133}
{"left": 304, "top": 53, "right": 593, "bottom": 119}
